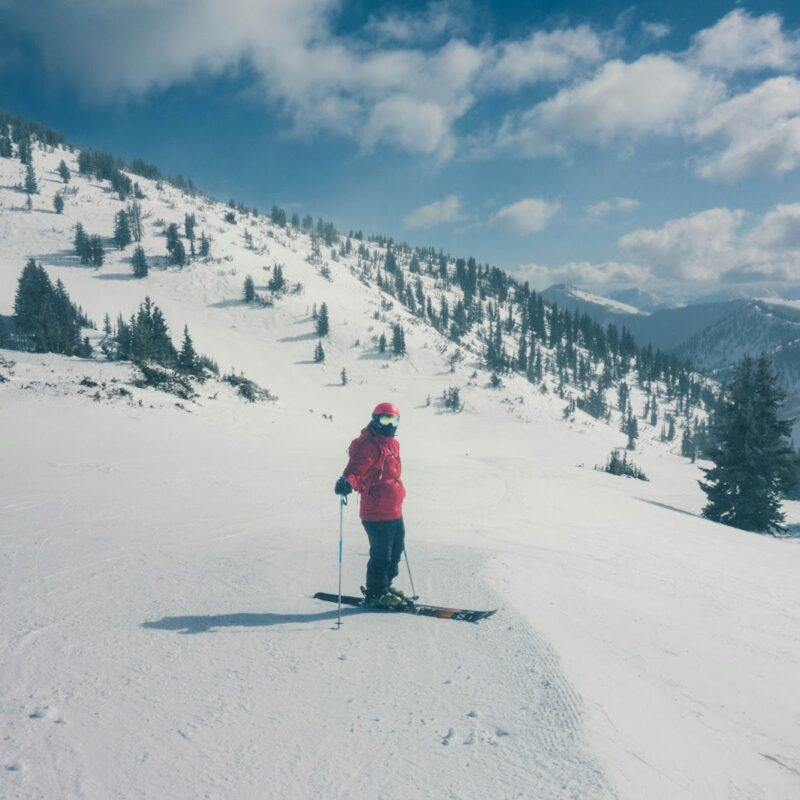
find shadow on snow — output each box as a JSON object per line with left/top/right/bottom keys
{"left": 142, "top": 607, "right": 365, "bottom": 634}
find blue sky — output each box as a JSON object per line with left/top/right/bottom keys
{"left": 1, "top": 1, "right": 800, "bottom": 294}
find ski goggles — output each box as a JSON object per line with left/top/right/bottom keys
{"left": 377, "top": 414, "right": 400, "bottom": 426}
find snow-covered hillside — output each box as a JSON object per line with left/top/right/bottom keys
{"left": 542, "top": 283, "right": 648, "bottom": 324}
{"left": 2, "top": 141, "right": 800, "bottom": 800}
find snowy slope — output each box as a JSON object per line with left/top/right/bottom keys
{"left": 2, "top": 144, "right": 800, "bottom": 800}
{"left": 541, "top": 283, "right": 648, "bottom": 322}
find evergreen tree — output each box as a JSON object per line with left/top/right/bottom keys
{"left": 700, "top": 355, "right": 794, "bottom": 533}
{"left": 13, "top": 259, "right": 87, "bottom": 355}
{"left": 681, "top": 427, "right": 696, "bottom": 461}
{"left": 317, "top": 302, "right": 329, "bottom": 337}
{"left": 177, "top": 326, "right": 199, "bottom": 375}
{"left": 89, "top": 235, "right": 104, "bottom": 267}
{"left": 341, "top": 367, "right": 348, "bottom": 386}
{"left": 53, "top": 193, "right": 64, "bottom": 214}
{"left": 199, "top": 232, "right": 211, "bottom": 258}
{"left": 314, "top": 341, "right": 326, "bottom": 363}
{"left": 131, "top": 245, "right": 148, "bottom": 278}
{"left": 391, "top": 324, "right": 406, "bottom": 356}
{"left": 17, "top": 137, "right": 32, "bottom": 165}
{"left": 0, "top": 129, "right": 12, "bottom": 158}
{"left": 268, "top": 265, "right": 285, "bottom": 292}
{"left": 122, "top": 297, "right": 177, "bottom": 365}
{"left": 169, "top": 238, "right": 186, "bottom": 266}
{"left": 166, "top": 223, "right": 180, "bottom": 250}
{"left": 580, "top": 387, "right": 608, "bottom": 420}
{"left": 74, "top": 223, "right": 91, "bottom": 264}
{"left": 113, "top": 210, "right": 132, "bottom": 249}
{"left": 270, "top": 206, "right": 287, "bottom": 227}
{"left": 57, "top": 159, "right": 71, "bottom": 183}
{"left": 384, "top": 246, "right": 397, "bottom": 273}
{"left": 243, "top": 275, "right": 256, "bottom": 303}
{"left": 617, "top": 381, "right": 629, "bottom": 412}
{"left": 24, "top": 163, "right": 38, "bottom": 194}
{"left": 184, "top": 213, "right": 196, "bottom": 241}
{"left": 378, "top": 332, "right": 387, "bottom": 354}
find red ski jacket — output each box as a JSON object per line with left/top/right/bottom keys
{"left": 343, "top": 427, "right": 406, "bottom": 521}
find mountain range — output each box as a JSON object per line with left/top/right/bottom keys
{"left": 543, "top": 284, "right": 800, "bottom": 442}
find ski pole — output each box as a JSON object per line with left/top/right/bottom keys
{"left": 337, "top": 496, "right": 346, "bottom": 629}
{"left": 403, "top": 545, "right": 417, "bottom": 601}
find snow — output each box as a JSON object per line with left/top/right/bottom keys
{"left": 558, "top": 284, "right": 650, "bottom": 317}
{"left": 2, "top": 146, "right": 800, "bottom": 799}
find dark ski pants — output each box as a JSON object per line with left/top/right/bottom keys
{"left": 362, "top": 517, "right": 405, "bottom": 597}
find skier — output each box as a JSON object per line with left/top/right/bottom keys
{"left": 334, "top": 402, "right": 409, "bottom": 609}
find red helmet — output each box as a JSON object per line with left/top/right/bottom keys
{"left": 373, "top": 402, "right": 400, "bottom": 416}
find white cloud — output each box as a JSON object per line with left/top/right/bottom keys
{"left": 1, "top": 0, "right": 485, "bottom": 160}
{"left": 497, "top": 55, "right": 724, "bottom": 156}
{"left": 404, "top": 195, "right": 463, "bottom": 229}
{"left": 523, "top": 203, "right": 800, "bottom": 289}
{"left": 642, "top": 22, "right": 670, "bottom": 41}
{"left": 516, "top": 260, "right": 653, "bottom": 290}
{"left": 693, "top": 77, "right": 800, "bottom": 180}
{"left": 489, "top": 198, "right": 560, "bottom": 235}
{"left": 587, "top": 197, "right": 640, "bottom": 218}
{"left": 749, "top": 203, "right": 800, "bottom": 250}
{"left": 618, "top": 208, "right": 745, "bottom": 280}
{"left": 365, "top": 1, "right": 469, "bottom": 44}
{"left": 7, "top": 3, "right": 800, "bottom": 183}
{"left": 482, "top": 25, "right": 605, "bottom": 90}
{"left": 690, "top": 9, "right": 800, "bottom": 73}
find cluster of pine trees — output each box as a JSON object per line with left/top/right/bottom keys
{"left": 12, "top": 259, "right": 92, "bottom": 356}
{"left": 106, "top": 298, "right": 205, "bottom": 378}
{"left": 73, "top": 223, "right": 105, "bottom": 266}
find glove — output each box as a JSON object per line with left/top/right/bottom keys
{"left": 334, "top": 476, "right": 353, "bottom": 496}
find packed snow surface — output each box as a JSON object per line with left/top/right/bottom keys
{"left": 2, "top": 147, "right": 800, "bottom": 799}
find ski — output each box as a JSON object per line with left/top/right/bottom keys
{"left": 313, "top": 592, "right": 497, "bottom": 623}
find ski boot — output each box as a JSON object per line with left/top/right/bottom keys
{"left": 361, "top": 587, "right": 405, "bottom": 609}
{"left": 387, "top": 586, "right": 415, "bottom": 604}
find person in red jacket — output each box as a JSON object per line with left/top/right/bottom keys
{"left": 335, "top": 402, "right": 409, "bottom": 609}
